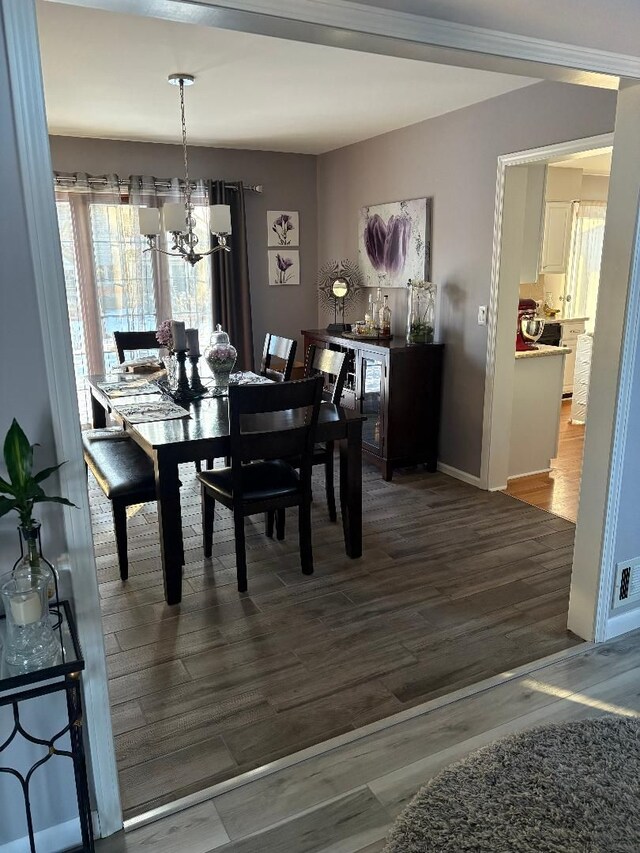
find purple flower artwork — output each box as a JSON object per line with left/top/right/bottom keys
{"left": 359, "top": 198, "right": 431, "bottom": 288}
{"left": 267, "top": 210, "right": 299, "bottom": 247}
{"left": 268, "top": 250, "right": 300, "bottom": 285}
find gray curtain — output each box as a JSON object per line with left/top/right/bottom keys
{"left": 209, "top": 180, "right": 254, "bottom": 371}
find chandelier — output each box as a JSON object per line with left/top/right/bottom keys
{"left": 138, "top": 74, "right": 231, "bottom": 266}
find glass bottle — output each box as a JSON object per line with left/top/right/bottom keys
{"left": 13, "top": 523, "right": 55, "bottom": 600}
{"left": 364, "top": 293, "right": 374, "bottom": 333}
{"left": 380, "top": 295, "right": 392, "bottom": 336}
{"left": 372, "top": 287, "right": 383, "bottom": 333}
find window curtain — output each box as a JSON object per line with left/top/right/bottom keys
{"left": 566, "top": 200, "right": 607, "bottom": 332}
{"left": 209, "top": 180, "right": 254, "bottom": 371}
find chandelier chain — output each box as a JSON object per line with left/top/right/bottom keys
{"left": 179, "top": 79, "right": 191, "bottom": 210}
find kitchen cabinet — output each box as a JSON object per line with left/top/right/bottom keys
{"left": 560, "top": 319, "right": 586, "bottom": 395}
{"left": 540, "top": 201, "right": 574, "bottom": 274}
{"left": 302, "top": 329, "right": 444, "bottom": 480}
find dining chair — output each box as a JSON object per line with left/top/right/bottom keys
{"left": 260, "top": 333, "right": 297, "bottom": 382}
{"left": 114, "top": 330, "right": 161, "bottom": 364}
{"left": 303, "top": 345, "right": 350, "bottom": 522}
{"left": 197, "top": 375, "right": 324, "bottom": 592}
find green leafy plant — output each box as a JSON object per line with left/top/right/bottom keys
{"left": 0, "top": 419, "right": 75, "bottom": 529}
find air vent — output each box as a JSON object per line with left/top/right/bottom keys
{"left": 613, "top": 558, "right": 640, "bottom": 608}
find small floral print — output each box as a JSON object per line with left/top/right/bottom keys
{"left": 272, "top": 213, "right": 295, "bottom": 246}
{"left": 275, "top": 253, "right": 294, "bottom": 284}
{"left": 156, "top": 319, "right": 174, "bottom": 351}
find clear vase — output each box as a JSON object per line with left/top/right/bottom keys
{"left": 406, "top": 280, "right": 436, "bottom": 344}
{"left": 204, "top": 325, "right": 238, "bottom": 396}
{"left": 162, "top": 352, "right": 178, "bottom": 389}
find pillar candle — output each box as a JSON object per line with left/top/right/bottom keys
{"left": 171, "top": 320, "right": 187, "bottom": 351}
{"left": 186, "top": 328, "right": 200, "bottom": 356}
{"left": 11, "top": 592, "right": 42, "bottom": 626}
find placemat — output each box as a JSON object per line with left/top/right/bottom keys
{"left": 114, "top": 400, "right": 190, "bottom": 423}
{"left": 97, "top": 380, "right": 161, "bottom": 398}
{"left": 229, "top": 371, "right": 272, "bottom": 386}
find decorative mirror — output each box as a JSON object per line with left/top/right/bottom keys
{"left": 317, "top": 259, "right": 362, "bottom": 332}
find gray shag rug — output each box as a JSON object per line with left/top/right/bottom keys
{"left": 384, "top": 717, "right": 640, "bottom": 852}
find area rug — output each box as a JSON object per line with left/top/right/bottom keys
{"left": 384, "top": 716, "right": 640, "bottom": 852}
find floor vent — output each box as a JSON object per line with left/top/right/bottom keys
{"left": 614, "top": 558, "right": 640, "bottom": 608}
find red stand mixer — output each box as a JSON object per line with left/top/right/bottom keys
{"left": 516, "top": 298, "right": 545, "bottom": 351}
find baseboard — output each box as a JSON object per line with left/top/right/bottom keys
{"left": 437, "top": 461, "right": 483, "bottom": 489}
{"left": 0, "top": 818, "right": 80, "bottom": 853}
{"left": 603, "top": 607, "right": 640, "bottom": 641}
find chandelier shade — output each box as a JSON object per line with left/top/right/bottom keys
{"left": 138, "top": 74, "right": 232, "bottom": 266}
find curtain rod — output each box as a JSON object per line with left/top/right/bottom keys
{"left": 53, "top": 174, "right": 263, "bottom": 193}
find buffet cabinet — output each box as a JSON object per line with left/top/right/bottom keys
{"left": 302, "top": 330, "right": 444, "bottom": 480}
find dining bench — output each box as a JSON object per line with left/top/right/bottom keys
{"left": 82, "top": 428, "right": 157, "bottom": 581}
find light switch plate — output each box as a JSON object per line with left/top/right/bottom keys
{"left": 478, "top": 306, "right": 487, "bottom": 325}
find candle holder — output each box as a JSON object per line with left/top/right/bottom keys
{"left": 172, "top": 350, "right": 196, "bottom": 405}
{"left": 189, "top": 355, "right": 206, "bottom": 395}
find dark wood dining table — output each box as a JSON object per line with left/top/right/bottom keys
{"left": 87, "top": 373, "right": 364, "bottom": 605}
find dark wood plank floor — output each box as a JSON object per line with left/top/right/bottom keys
{"left": 89, "top": 459, "right": 581, "bottom": 818}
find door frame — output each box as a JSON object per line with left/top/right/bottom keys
{"left": 480, "top": 132, "right": 614, "bottom": 493}
{"left": 8, "top": 0, "right": 640, "bottom": 837}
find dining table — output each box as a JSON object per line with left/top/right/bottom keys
{"left": 87, "top": 369, "right": 364, "bottom": 605}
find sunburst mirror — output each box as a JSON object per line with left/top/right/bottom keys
{"left": 317, "top": 259, "right": 362, "bottom": 332}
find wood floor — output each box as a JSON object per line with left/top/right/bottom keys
{"left": 505, "top": 399, "right": 585, "bottom": 522}
{"left": 90, "top": 458, "right": 581, "bottom": 818}
{"left": 97, "top": 630, "right": 640, "bottom": 852}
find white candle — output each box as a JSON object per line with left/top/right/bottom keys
{"left": 163, "top": 202, "right": 187, "bottom": 233}
{"left": 171, "top": 320, "right": 187, "bottom": 351}
{"left": 210, "top": 204, "right": 232, "bottom": 235}
{"left": 138, "top": 207, "right": 160, "bottom": 236}
{"left": 11, "top": 591, "right": 42, "bottom": 626}
{"left": 186, "top": 328, "right": 200, "bottom": 356}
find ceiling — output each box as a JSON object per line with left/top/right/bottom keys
{"left": 551, "top": 149, "right": 612, "bottom": 175}
{"left": 37, "top": 2, "right": 538, "bottom": 155}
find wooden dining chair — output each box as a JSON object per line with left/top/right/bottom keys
{"left": 260, "top": 333, "right": 297, "bottom": 382}
{"left": 303, "top": 345, "right": 350, "bottom": 522}
{"left": 114, "top": 330, "right": 161, "bottom": 364}
{"left": 197, "top": 376, "right": 324, "bottom": 592}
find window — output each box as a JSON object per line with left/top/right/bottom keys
{"left": 56, "top": 191, "right": 213, "bottom": 425}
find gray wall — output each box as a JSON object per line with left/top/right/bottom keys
{"left": 49, "top": 136, "right": 318, "bottom": 365}
{"left": 0, "top": 7, "right": 76, "bottom": 845}
{"left": 317, "top": 81, "right": 617, "bottom": 476}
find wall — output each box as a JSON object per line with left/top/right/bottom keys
{"left": 48, "top": 136, "right": 318, "bottom": 366}
{"left": 317, "top": 81, "right": 616, "bottom": 476}
{"left": 0, "top": 6, "right": 78, "bottom": 845}
{"left": 581, "top": 173, "right": 610, "bottom": 201}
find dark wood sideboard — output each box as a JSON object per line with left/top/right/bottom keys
{"left": 302, "top": 330, "right": 444, "bottom": 480}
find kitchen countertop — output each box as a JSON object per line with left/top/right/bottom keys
{"left": 515, "top": 344, "right": 572, "bottom": 360}
{"left": 535, "top": 315, "right": 589, "bottom": 324}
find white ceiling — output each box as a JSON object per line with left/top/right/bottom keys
{"left": 37, "top": 1, "right": 537, "bottom": 155}
{"left": 551, "top": 149, "right": 612, "bottom": 175}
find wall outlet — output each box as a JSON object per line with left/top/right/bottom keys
{"left": 613, "top": 557, "right": 640, "bottom": 608}
{"left": 477, "top": 305, "right": 487, "bottom": 325}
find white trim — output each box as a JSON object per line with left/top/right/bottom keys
{"left": 436, "top": 461, "right": 482, "bottom": 489}
{"left": 595, "top": 159, "right": 640, "bottom": 641}
{"left": 480, "top": 133, "right": 614, "bottom": 492}
{"left": 2, "top": 0, "right": 121, "bottom": 837}
{"left": 47, "top": 0, "right": 636, "bottom": 86}
{"left": 125, "top": 639, "right": 589, "bottom": 833}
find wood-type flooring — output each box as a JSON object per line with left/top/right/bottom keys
{"left": 90, "top": 458, "right": 581, "bottom": 818}
{"left": 505, "top": 399, "right": 585, "bottom": 522}
{"left": 97, "top": 630, "right": 640, "bottom": 852}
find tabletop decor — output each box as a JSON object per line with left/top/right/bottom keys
{"left": 317, "top": 258, "right": 363, "bottom": 332}
{"left": 114, "top": 400, "right": 191, "bottom": 423}
{"left": 359, "top": 197, "right": 432, "bottom": 288}
{"left": 406, "top": 279, "right": 436, "bottom": 343}
{"left": 204, "top": 324, "right": 238, "bottom": 395}
{"left": 0, "top": 419, "right": 74, "bottom": 667}
{"left": 157, "top": 318, "right": 178, "bottom": 385}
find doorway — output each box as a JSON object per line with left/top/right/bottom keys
{"left": 502, "top": 146, "right": 612, "bottom": 523}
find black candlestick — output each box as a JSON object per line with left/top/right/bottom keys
{"left": 172, "top": 350, "right": 194, "bottom": 405}
{"left": 189, "top": 355, "right": 206, "bottom": 394}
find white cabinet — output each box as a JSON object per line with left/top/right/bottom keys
{"left": 570, "top": 333, "right": 594, "bottom": 423}
{"left": 520, "top": 164, "right": 546, "bottom": 283}
{"left": 560, "top": 319, "right": 586, "bottom": 395}
{"left": 540, "top": 201, "right": 573, "bottom": 274}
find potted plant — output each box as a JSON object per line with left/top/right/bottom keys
{"left": 0, "top": 419, "right": 75, "bottom": 573}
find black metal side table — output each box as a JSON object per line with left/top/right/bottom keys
{"left": 0, "top": 600, "right": 94, "bottom": 852}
